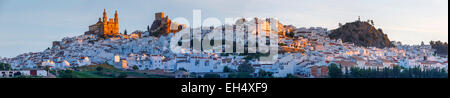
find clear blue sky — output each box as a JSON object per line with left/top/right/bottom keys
{"left": 0, "top": 0, "right": 448, "bottom": 57}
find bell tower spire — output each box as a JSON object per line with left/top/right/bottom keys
{"left": 103, "top": 9, "right": 107, "bottom": 23}
{"left": 114, "top": 10, "right": 118, "bottom": 23}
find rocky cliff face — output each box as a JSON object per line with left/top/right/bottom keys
{"left": 149, "top": 13, "right": 184, "bottom": 37}
{"left": 328, "top": 21, "right": 395, "bottom": 48}
{"left": 149, "top": 19, "right": 171, "bottom": 37}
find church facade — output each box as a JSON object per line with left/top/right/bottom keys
{"left": 86, "top": 9, "right": 119, "bottom": 38}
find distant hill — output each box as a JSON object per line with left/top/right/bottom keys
{"left": 328, "top": 20, "right": 395, "bottom": 48}
{"left": 430, "top": 41, "right": 448, "bottom": 56}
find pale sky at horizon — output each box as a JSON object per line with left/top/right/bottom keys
{"left": 0, "top": 0, "right": 448, "bottom": 58}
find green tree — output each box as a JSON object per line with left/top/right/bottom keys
{"left": 178, "top": 68, "right": 187, "bottom": 72}
{"left": 350, "top": 67, "right": 362, "bottom": 78}
{"left": 59, "top": 70, "right": 74, "bottom": 78}
{"left": 238, "top": 61, "right": 254, "bottom": 73}
{"left": 328, "top": 63, "right": 343, "bottom": 78}
{"left": 96, "top": 66, "right": 104, "bottom": 72}
{"left": 285, "top": 74, "right": 297, "bottom": 78}
{"left": 223, "top": 66, "right": 232, "bottom": 72}
{"left": 0, "top": 62, "right": 11, "bottom": 70}
{"left": 203, "top": 73, "right": 221, "bottom": 78}
{"left": 392, "top": 65, "right": 401, "bottom": 78}
{"left": 344, "top": 67, "right": 350, "bottom": 78}
{"left": 341, "top": 65, "right": 447, "bottom": 78}
{"left": 118, "top": 73, "right": 128, "bottom": 78}
{"left": 132, "top": 66, "right": 139, "bottom": 70}
{"left": 44, "top": 66, "right": 51, "bottom": 76}
{"left": 228, "top": 72, "right": 253, "bottom": 78}
{"left": 257, "top": 69, "right": 273, "bottom": 78}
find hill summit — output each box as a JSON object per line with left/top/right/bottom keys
{"left": 328, "top": 19, "right": 395, "bottom": 48}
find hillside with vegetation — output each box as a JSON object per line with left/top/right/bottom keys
{"left": 328, "top": 20, "right": 395, "bottom": 48}
{"left": 430, "top": 41, "right": 448, "bottom": 56}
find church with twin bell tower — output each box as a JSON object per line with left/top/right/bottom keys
{"left": 86, "top": 9, "right": 119, "bottom": 38}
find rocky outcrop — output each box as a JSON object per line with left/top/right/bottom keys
{"left": 328, "top": 21, "right": 394, "bottom": 48}
{"left": 149, "top": 12, "right": 183, "bottom": 37}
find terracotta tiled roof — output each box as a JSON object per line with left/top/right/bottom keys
{"left": 351, "top": 56, "right": 364, "bottom": 61}
{"left": 334, "top": 61, "right": 357, "bottom": 67}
